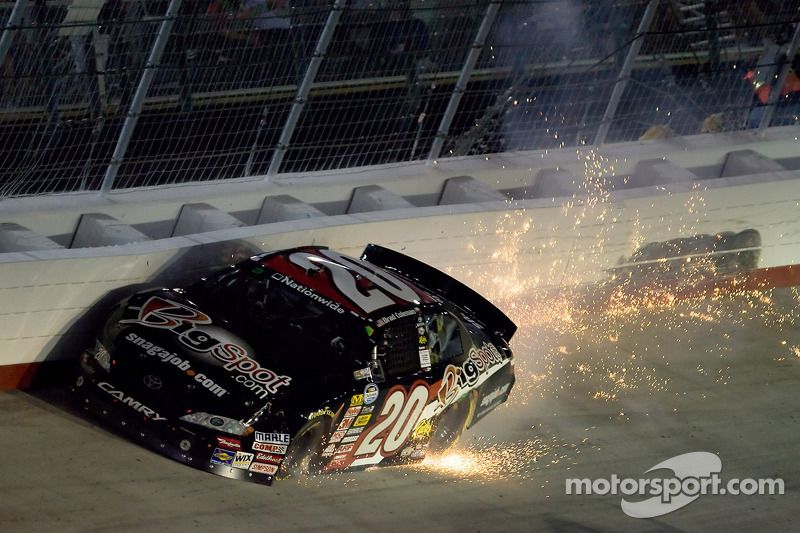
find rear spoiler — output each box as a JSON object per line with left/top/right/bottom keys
{"left": 361, "top": 244, "right": 517, "bottom": 343}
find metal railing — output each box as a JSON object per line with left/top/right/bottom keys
{"left": 1, "top": 0, "right": 799, "bottom": 197}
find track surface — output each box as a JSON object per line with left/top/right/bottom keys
{"left": 1, "top": 287, "right": 798, "bottom": 532}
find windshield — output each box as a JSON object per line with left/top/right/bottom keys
{"left": 188, "top": 264, "right": 372, "bottom": 367}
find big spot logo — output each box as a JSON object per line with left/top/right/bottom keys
{"left": 437, "top": 342, "right": 506, "bottom": 407}
{"left": 122, "top": 296, "right": 291, "bottom": 398}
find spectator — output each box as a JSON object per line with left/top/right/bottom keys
{"left": 745, "top": 52, "right": 800, "bottom": 128}
{"left": 369, "top": 0, "right": 430, "bottom": 76}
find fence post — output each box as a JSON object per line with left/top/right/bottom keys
{"left": 0, "top": 0, "right": 25, "bottom": 70}
{"left": 593, "top": 0, "right": 659, "bottom": 146}
{"left": 758, "top": 20, "right": 800, "bottom": 133}
{"left": 99, "top": 0, "right": 182, "bottom": 194}
{"left": 427, "top": 0, "right": 500, "bottom": 161}
{"left": 261, "top": 0, "right": 346, "bottom": 178}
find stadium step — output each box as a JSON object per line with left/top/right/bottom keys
{"left": 438, "top": 176, "right": 508, "bottom": 205}
{"left": 629, "top": 158, "right": 699, "bottom": 188}
{"left": 347, "top": 186, "right": 415, "bottom": 214}
{"left": 720, "top": 150, "right": 787, "bottom": 177}
{"left": 172, "top": 203, "right": 246, "bottom": 237}
{"left": 70, "top": 214, "right": 152, "bottom": 248}
{"left": 257, "top": 195, "right": 326, "bottom": 224}
{"left": 0, "top": 223, "right": 64, "bottom": 253}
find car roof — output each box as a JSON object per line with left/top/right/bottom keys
{"left": 253, "top": 246, "right": 436, "bottom": 324}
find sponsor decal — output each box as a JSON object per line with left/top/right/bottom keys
{"left": 338, "top": 417, "right": 354, "bottom": 430}
{"left": 346, "top": 406, "right": 362, "bottom": 417}
{"left": 350, "top": 394, "right": 364, "bottom": 406}
{"left": 255, "top": 432, "right": 290, "bottom": 445}
{"left": 189, "top": 371, "right": 228, "bottom": 398}
{"left": 410, "top": 446, "right": 427, "bottom": 460}
{"left": 340, "top": 435, "right": 359, "bottom": 444}
{"left": 308, "top": 407, "right": 335, "bottom": 420}
{"left": 375, "top": 309, "right": 418, "bottom": 328}
{"left": 125, "top": 332, "right": 191, "bottom": 371}
{"left": 329, "top": 430, "right": 346, "bottom": 443}
{"left": 363, "top": 383, "right": 379, "bottom": 405}
{"left": 346, "top": 427, "right": 364, "bottom": 436}
{"left": 418, "top": 349, "right": 431, "bottom": 370}
{"left": 353, "top": 414, "right": 371, "bottom": 427}
{"left": 123, "top": 297, "right": 291, "bottom": 399}
{"left": 216, "top": 436, "right": 242, "bottom": 450}
{"left": 255, "top": 453, "right": 283, "bottom": 465}
{"left": 353, "top": 367, "right": 372, "bottom": 381}
{"left": 327, "top": 455, "right": 350, "bottom": 470}
{"left": 412, "top": 418, "right": 433, "bottom": 440}
{"left": 480, "top": 383, "right": 511, "bottom": 408}
{"left": 249, "top": 462, "right": 278, "bottom": 475}
{"left": 438, "top": 342, "right": 506, "bottom": 408}
{"left": 360, "top": 405, "right": 374, "bottom": 414}
{"left": 210, "top": 448, "right": 235, "bottom": 466}
{"left": 337, "top": 443, "right": 355, "bottom": 453}
{"left": 97, "top": 382, "right": 167, "bottom": 421}
{"left": 232, "top": 452, "right": 253, "bottom": 469}
{"left": 322, "top": 444, "right": 337, "bottom": 458}
{"left": 270, "top": 273, "right": 345, "bottom": 314}
{"left": 252, "top": 442, "right": 287, "bottom": 454}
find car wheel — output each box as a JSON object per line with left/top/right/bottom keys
{"left": 278, "top": 415, "right": 332, "bottom": 478}
{"left": 428, "top": 392, "right": 476, "bottom": 454}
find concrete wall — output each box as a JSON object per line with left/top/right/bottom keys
{"left": 3, "top": 173, "right": 800, "bottom": 370}
{"left": 2, "top": 127, "right": 800, "bottom": 374}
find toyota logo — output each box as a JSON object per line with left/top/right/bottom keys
{"left": 143, "top": 374, "right": 163, "bottom": 390}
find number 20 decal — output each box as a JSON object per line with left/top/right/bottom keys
{"left": 354, "top": 383, "right": 430, "bottom": 457}
{"left": 288, "top": 249, "right": 419, "bottom": 314}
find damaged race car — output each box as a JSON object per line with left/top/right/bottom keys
{"left": 75, "top": 244, "right": 516, "bottom": 484}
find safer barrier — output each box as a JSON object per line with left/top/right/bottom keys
{"left": 3, "top": 174, "right": 800, "bottom": 387}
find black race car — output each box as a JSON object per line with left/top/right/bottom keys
{"left": 75, "top": 244, "right": 516, "bottom": 484}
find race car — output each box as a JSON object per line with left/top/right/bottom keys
{"left": 571, "top": 229, "right": 763, "bottom": 311}
{"left": 75, "top": 244, "right": 516, "bottom": 484}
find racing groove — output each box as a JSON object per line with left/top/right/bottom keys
{"left": 0, "top": 287, "right": 798, "bottom": 531}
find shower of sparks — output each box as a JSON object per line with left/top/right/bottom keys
{"left": 309, "top": 146, "right": 800, "bottom": 488}
{"left": 413, "top": 436, "right": 584, "bottom": 482}
{"left": 443, "top": 147, "right": 800, "bottom": 417}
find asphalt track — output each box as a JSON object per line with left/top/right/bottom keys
{"left": 1, "top": 284, "right": 798, "bottom": 532}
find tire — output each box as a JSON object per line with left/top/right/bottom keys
{"left": 278, "top": 415, "right": 332, "bottom": 478}
{"left": 428, "top": 392, "right": 476, "bottom": 454}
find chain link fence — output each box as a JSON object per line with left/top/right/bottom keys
{"left": 1, "top": 0, "right": 799, "bottom": 197}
